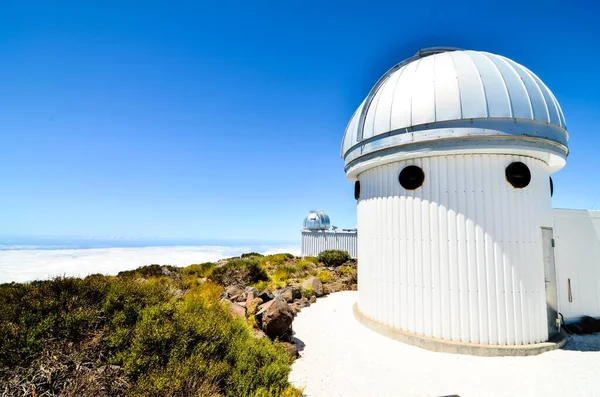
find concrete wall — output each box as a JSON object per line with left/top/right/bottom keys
{"left": 553, "top": 209, "right": 600, "bottom": 322}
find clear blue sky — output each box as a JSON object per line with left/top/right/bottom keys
{"left": 1, "top": 1, "right": 599, "bottom": 242}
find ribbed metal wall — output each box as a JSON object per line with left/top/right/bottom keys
{"left": 301, "top": 231, "right": 357, "bottom": 258}
{"left": 357, "top": 154, "right": 553, "bottom": 345}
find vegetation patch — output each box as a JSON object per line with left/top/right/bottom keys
{"left": 317, "top": 250, "right": 351, "bottom": 267}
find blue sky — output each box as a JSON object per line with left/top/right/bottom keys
{"left": 1, "top": 1, "right": 599, "bottom": 242}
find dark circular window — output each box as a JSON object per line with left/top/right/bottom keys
{"left": 505, "top": 162, "right": 531, "bottom": 188}
{"left": 354, "top": 181, "right": 360, "bottom": 200}
{"left": 549, "top": 177, "right": 554, "bottom": 197}
{"left": 399, "top": 165, "right": 425, "bottom": 190}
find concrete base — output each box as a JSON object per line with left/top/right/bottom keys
{"left": 353, "top": 303, "right": 568, "bottom": 357}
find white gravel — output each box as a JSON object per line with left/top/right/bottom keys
{"left": 289, "top": 291, "right": 600, "bottom": 397}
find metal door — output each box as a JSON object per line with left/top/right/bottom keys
{"left": 541, "top": 227, "right": 559, "bottom": 339}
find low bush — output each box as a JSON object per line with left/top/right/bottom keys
{"left": 316, "top": 269, "right": 333, "bottom": 283}
{"left": 211, "top": 258, "right": 269, "bottom": 286}
{"left": 241, "top": 252, "right": 264, "bottom": 258}
{"left": 317, "top": 250, "right": 351, "bottom": 267}
{"left": 0, "top": 267, "right": 300, "bottom": 396}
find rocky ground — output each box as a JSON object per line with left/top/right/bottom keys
{"left": 217, "top": 254, "right": 357, "bottom": 359}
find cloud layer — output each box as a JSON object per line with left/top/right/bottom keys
{"left": 0, "top": 244, "right": 300, "bottom": 284}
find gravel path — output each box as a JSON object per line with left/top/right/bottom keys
{"left": 289, "top": 291, "right": 600, "bottom": 397}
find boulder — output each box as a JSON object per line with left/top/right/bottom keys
{"left": 261, "top": 297, "right": 294, "bottom": 340}
{"left": 309, "top": 295, "right": 317, "bottom": 304}
{"left": 247, "top": 297, "right": 263, "bottom": 316}
{"left": 278, "top": 286, "right": 302, "bottom": 303}
{"left": 258, "top": 289, "right": 275, "bottom": 302}
{"left": 281, "top": 342, "right": 299, "bottom": 359}
{"left": 302, "top": 277, "right": 324, "bottom": 297}
{"left": 252, "top": 329, "right": 267, "bottom": 339}
{"left": 225, "top": 285, "right": 246, "bottom": 302}
{"left": 229, "top": 302, "right": 246, "bottom": 319}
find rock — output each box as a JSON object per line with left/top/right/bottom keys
{"left": 252, "top": 329, "right": 267, "bottom": 339}
{"left": 278, "top": 286, "right": 302, "bottom": 303}
{"left": 257, "top": 299, "right": 275, "bottom": 315}
{"left": 302, "top": 277, "right": 324, "bottom": 297}
{"left": 247, "top": 297, "right": 263, "bottom": 316}
{"left": 258, "top": 289, "right": 274, "bottom": 302}
{"left": 281, "top": 341, "right": 298, "bottom": 359}
{"left": 225, "top": 285, "right": 246, "bottom": 302}
{"left": 261, "top": 297, "right": 294, "bottom": 340}
{"left": 245, "top": 286, "right": 259, "bottom": 296}
{"left": 245, "top": 290, "right": 257, "bottom": 308}
{"left": 324, "top": 281, "right": 345, "bottom": 294}
{"left": 309, "top": 295, "right": 317, "bottom": 304}
{"left": 229, "top": 301, "right": 246, "bottom": 318}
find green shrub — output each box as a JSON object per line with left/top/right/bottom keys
{"left": 301, "top": 286, "right": 314, "bottom": 299}
{"left": 241, "top": 252, "right": 264, "bottom": 258}
{"left": 211, "top": 258, "right": 269, "bottom": 286}
{"left": 294, "top": 259, "right": 314, "bottom": 272}
{"left": 259, "top": 253, "right": 294, "bottom": 269}
{"left": 317, "top": 250, "right": 351, "bottom": 267}
{"left": 316, "top": 269, "right": 333, "bottom": 283}
{"left": 0, "top": 266, "right": 301, "bottom": 396}
{"left": 117, "top": 264, "right": 181, "bottom": 279}
{"left": 339, "top": 265, "right": 356, "bottom": 276}
{"left": 303, "top": 256, "right": 318, "bottom": 264}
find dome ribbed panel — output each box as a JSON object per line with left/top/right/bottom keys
{"left": 433, "top": 52, "right": 462, "bottom": 122}
{"left": 483, "top": 53, "right": 533, "bottom": 120}
{"left": 411, "top": 55, "right": 436, "bottom": 126}
{"left": 390, "top": 60, "right": 420, "bottom": 131}
{"left": 501, "top": 57, "right": 550, "bottom": 123}
{"left": 449, "top": 51, "right": 488, "bottom": 119}
{"left": 341, "top": 50, "right": 567, "bottom": 160}
{"left": 466, "top": 51, "right": 512, "bottom": 118}
{"left": 373, "top": 70, "right": 401, "bottom": 135}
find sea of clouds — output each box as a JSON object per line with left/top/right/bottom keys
{"left": 0, "top": 244, "right": 300, "bottom": 284}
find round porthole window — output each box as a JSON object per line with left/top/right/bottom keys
{"left": 505, "top": 162, "right": 531, "bottom": 189}
{"left": 399, "top": 165, "right": 425, "bottom": 190}
{"left": 549, "top": 177, "right": 554, "bottom": 197}
{"left": 354, "top": 181, "right": 360, "bottom": 200}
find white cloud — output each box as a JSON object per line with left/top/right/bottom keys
{"left": 0, "top": 244, "right": 300, "bottom": 284}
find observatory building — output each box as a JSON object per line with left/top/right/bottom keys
{"left": 301, "top": 210, "right": 357, "bottom": 258}
{"left": 342, "top": 48, "right": 573, "bottom": 352}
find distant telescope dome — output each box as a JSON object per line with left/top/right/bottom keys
{"left": 341, "top": 48, "right": 568, "bottom": 178}
{"left": 303, "top": 210, "right": 331, "bottom": 230}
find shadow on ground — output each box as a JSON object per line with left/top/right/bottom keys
{"left": 561, "top": 333, "right": 600, "bottom": 352}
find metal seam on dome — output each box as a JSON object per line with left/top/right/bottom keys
{"left": 481, "top": 52, "right": 514, "bottom": 118}
{"left": 433, "top": 54, "right": 437, "bottom": 122}
{"left": 465, "top": 51, "right": 490, "bottom": 118}
{"left": 500, "top": 56, "right": 534, "bottom": 121}
{"left": 447, "top": 52, "right": 464, "bottom": 119}
{"left": 519, "top": 64, "right": 551, "bottom": 124}
{"left": 494, "top": 55, "right": 532, "bottom": 120}
{"left": 410, "top": 58, "right": 424, "bottom": 128}
{"left": 525, "top": 68, "right": 564, "bottom": 128}
{"left": 389, "top": 62, "right": 408, "bottom": 132}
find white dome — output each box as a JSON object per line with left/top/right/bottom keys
{"left": 342, "top": 48, "right": 568, "bottom": 176}
{"left": 303, "top": 210, "right": 331, "bottom": 230}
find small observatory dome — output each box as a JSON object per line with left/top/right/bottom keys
{"left": 341, "top": 48, "right": 568, "bottom": 179}
{"left": 303, "top": 210, "right": 331, "bottom": 230}
{"left": 345, "top": 48, "right": 569, "bottom": 350}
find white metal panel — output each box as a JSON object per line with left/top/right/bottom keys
{"left": 342, "top": 50, "right": 568, "bottom": 162}
{"left": 411, "top": 55, "right": 436, "bottom": 126}
{"left": 433, "top": 52, "right": 461, "bottom": 122}
{"left": 553, "top": 209, "right": 600, "bottom": 321}
{"left": 467, "top": 51, "right": 511, "bottom": 118}
{"left": 356, "top": 154, "right": 553, "bottom": 345}
{"left": 301, "top": 230, "right": 358, "bottom": 259}
{"left": 373, "top": 71, "right": 401, "bottom": 135}
{"left": 389, "top": 59, "right": 419, "bottom": 131}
